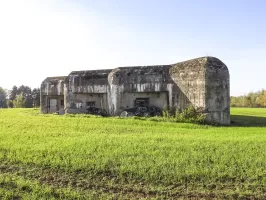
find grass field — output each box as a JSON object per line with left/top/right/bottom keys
{"left": 0, "top": 108, "right": 266, "bottom": 199}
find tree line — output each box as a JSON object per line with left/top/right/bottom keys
{"left": 0, "top": 85, "right": 40, "bottom": 108}
{"left": 231, "top": 89, "right": 266, "bottom": 107}
{"left": 1, "top": 85, "right": 266, "bottom": 109}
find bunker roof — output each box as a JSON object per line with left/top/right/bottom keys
{"left": 170, "top": 56, "right": 227, "bottom": 69}
{"left": 42, "top": 56, "right": 228, "bottom": 84}
{"left": 42, "top": 76, "right": 67, "bottom": 83}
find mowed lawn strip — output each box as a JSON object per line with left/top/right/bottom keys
{"left": 0, "top": 108, "right": 266, "bottom": 199}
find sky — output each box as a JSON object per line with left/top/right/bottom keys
{"left": 0, "top": 0, "right": 265, "bottom": 96}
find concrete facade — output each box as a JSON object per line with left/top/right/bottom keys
{"left": 40, "top": 76, "right": 66, "bottom": 114}
{"left": 40, "top": 56, "right": 230, "bottom": 125}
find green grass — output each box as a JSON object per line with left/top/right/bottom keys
{"left": 0, "top": 108, "right": 266, "bottom": 199}
{"left": 231, "top": 107, "right": 266, "bottom": 126}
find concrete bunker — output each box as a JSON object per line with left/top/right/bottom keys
{"left": 40, "top": 56, "right": 230, "bottom": 125}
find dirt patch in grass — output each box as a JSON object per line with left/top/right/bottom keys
{"left": 0, "top": 160, "right": 265, "bottom": 199}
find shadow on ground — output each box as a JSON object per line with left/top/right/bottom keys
{"left": 231, "top": 115, "right": 266, "bottom": 127}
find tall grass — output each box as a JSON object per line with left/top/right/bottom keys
{"left": 0, "top": 108, "right": 266, "bottom": 199}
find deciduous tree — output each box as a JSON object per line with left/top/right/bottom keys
{"left": 0, "top": 87, "right": 7, "bottom": 108}
{"left": 13, "top": 94, "right": 25, "bottom": 108}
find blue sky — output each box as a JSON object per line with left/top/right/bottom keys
{"left": 0, "top": 0, "right": 265, "bottom": 96}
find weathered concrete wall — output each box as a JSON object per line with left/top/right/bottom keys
{"left": 65, "top": 93, "right": 108, "bottom": 114}
{"left": 205, "top": 57, "right": 230, "bottom": 125}
{"left": 40, "top": 56, "right": 230, "bottom": 125}
{"left": 40, "top": 77, "right": 66, "bottom": 113}
{"left": 68, "top": 70, "right": 111, "bottom": 93}
{"left": 108, "top": 66, "right": 172, "bottom": 115}
{"left": 169, "top": 57, "right": 207, "bottom": 110}
{"left": 64, "top": 70, "right": 111, "bottom": 114}
{"left": 41, "top": 95, "right": 64, "bottom": 113}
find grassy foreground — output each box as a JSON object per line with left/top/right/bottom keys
{"left": 0, "top": 108, "right": 266, "bottom": 199}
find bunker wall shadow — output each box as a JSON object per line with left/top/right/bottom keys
{"left": 230, "top": 115, "right": 266, "bottom": 127}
